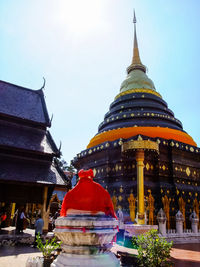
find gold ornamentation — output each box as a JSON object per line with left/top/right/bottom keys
{"left": 122, "top": 139, "right": 159, "bottom": 152}
{"left": 146, "top": 163, "right": 150, "bottom": 171}
{"left": 179, "top": 197, "right": 186, "bottom": 229}
{"left": 106, "top": 167, "right": 110, "bottom": 173}
{"left": 162, "top": 165, "right": 166, "bottom": 171}
{"left": 190, "top": 147, "right": 194, "bottom": 152}
{"left": 162, "top": 195, "right": 171, "bottom": 229}
{"left": 115, "top": 88, "right": 162, "bottom": 100}
{"left": 119, "top": 185, "right": 123, "bottom": 193}
{"left": 147, "top": 191, "right": 154, "bottom": 225}
{"left": 193, "top": 198, "right": 199, "bottom": 219}
{"left": 105, "top": 142, "right": 110, "bottom": 148}
{"left": 128, "top": 193, "right": 136, "bottom": 222}
{"left": 112, "top": 195, "right": 117, "bottom": 211}
{"left": 115, "top": 164, "right": 119, "bottom": 172}
{"left": 93, "top": 168, "right": 97, "bottom": 176}
{"left": 186, "top": 167, "right": 191, "bottom": 176}
{"left": 170, "top": 141, "right": 174, "bottom": 147}
{"left": 118, "top": 140, "right": 123, "bottom": 146}
{"left": 118, "top": 196, "right": 123, "bottom": 202}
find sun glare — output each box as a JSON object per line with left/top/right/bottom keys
{"left": 56, "top": 0, "right": 105, "bottom": 35}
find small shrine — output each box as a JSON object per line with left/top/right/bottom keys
{"left": 52, "top": 169, "right": 119, "bottom": 267}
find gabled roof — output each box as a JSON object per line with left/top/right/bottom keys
{"left": 0, "top": 159, "right": 68, "bottom": 186}
{"left": 0, "top": 80, "right": 50, "bottom": 126}
{"left": 0, "top": 120, "right": 59, "bottom": 155}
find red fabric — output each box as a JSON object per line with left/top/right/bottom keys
{"left": 1, "top": 215, "right": 7, "bottom": 221}
{"left": 78, "top": 169, "right": 94, "bottom": 178}
{"left": 60, "top": 176, "right": 117, "bottom": 219}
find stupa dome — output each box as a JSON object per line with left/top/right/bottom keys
{"left": 87, "top": 13, "right": 196, "bottom": 149}
{"left": 120, "top": 69, "right": 156, "bottom": 92}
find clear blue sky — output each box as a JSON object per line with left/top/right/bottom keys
{"left": 0, "top": 0, "right": 200, "bottom": 164}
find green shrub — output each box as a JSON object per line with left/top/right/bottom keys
{"left": 36, "top": 233, "right": 61, "bottom": 259}
{"left": 132, "top": 229, "right": 173, "bottom": 267}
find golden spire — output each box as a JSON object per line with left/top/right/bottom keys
{"left": 127, "top": 10, "right": 146, "bottom": 74}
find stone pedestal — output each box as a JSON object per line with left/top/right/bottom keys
{"left": 124, "top": 224, "right": 158, "bottom": 237}
{"left": 176, "top": 211, "right": 184, "bottom": 235}
{"left": 51, "top": 214, "right": 119, "bottom": 267}
{"left": 157, "top": 208, "right": 167, "bottom": 236}
{"left": 190, "top": 211, "right": 199, "bottom": 234}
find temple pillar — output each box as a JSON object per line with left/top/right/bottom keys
{"left": 42, "top": 186, "right": 50, "bottom": 232}
{"left": 121, "top": 137, "right": 159, "bottom": 226}
{"left": 136, "top": 150, "right": 145, "bottom": 225}
{"left": 11, "top": 203, "right": 16, "bottom": 220}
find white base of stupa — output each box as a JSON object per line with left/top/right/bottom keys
{"left": 51, "top": 251, "right": 120, "bottom": 267}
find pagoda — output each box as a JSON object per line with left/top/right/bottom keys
{"left": 0, "top": 79, "right": 70, "bottom": 228}
{"left": 73, "top": 14, "right": 200, "bottom": 229}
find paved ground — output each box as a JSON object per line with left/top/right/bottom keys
{"left": 0, "top": 245, "right": 42, "bottom": 267}
{"left": 0, "top": 227, "right": 200, "bottom": 266}
{"left": 171, "top": 243, "right": 200, "bottom": 267}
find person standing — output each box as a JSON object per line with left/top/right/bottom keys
{"left": 0, "top": 212, "right": 7, "bottom": 228}
{"left": 16, "top": 208, "right": 26, "bottom": 234}
{"left": 116, "top": 207, "right": 125, "bottom": 244}
{"left": 33, "top": 214, "right": 44, "bottom": 247}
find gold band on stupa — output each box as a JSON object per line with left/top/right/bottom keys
{"left": 115, "top": 88, "right": 162, "bottom": 100}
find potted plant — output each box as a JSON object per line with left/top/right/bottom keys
{"left": 132, "top": 229, "right": 173, "bottom": 267}
{"left": 36, "top": 233, "right": 61, "bottom": 267}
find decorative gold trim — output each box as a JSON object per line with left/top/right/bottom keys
{"left": 115, "top": 88, "right": 162, "bottom": 100}
{"left": 122, "top": 139, "right": 159, "bottom": 153}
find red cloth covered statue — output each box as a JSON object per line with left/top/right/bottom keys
{"left": 60, "top": 169, "right": 117, "bottom": 219}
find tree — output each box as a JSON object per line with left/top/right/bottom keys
{"left": 54, "top": 156, "right": 76, "bottom": 179}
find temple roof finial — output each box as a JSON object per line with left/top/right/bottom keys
{"left": 127, "top": 10, "right": 146, "bottom": 74}
{"left": 133, "top": 9, "right": 136, "bottom": 24}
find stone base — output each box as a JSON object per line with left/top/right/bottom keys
{"left": 51, "top": 252, "right": 120, "bottom": 267}
{"left": 125, "top": 224, "right": 158, "bottom": 236}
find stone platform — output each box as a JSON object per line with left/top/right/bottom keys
{"left": 124, "top": 224, "right": 158, "bottom": 236}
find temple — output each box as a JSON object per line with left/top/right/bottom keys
{"left": 73, "top": 13, "right": 200, "bottom": 228}
{"left": 0, "top": 80, "right": 70, "bottom": 228}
